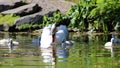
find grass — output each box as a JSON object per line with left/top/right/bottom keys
{"left": 0, "top": 14, "right": 20, "bottom": 25}
{"left": 17, "top": 23, "right": 42, "bottom": 30}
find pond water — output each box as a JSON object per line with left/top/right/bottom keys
{"left": 0, "top": 32, "right": 120, "bottom": 68}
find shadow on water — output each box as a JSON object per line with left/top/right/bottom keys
{"left": 0, "top": 32, "right": 120, "bottom": 68}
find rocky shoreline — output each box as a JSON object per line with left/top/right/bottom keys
{"left": 0, "top": 0, "right": 75, "bottom": 32}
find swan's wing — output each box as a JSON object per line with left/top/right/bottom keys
{"left": 104, "top": 42, "right": 112, "bottom": 49}
{"left": 13, "top": 41, "right": 19, "bottom": 45}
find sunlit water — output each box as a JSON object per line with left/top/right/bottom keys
{"left": 0, "top": 32, "right": 120, "bottom": 68}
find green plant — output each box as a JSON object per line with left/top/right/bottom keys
{"left": 17, "top": 23, "right": 41, "bottom": 30}
{"left": 0, "top": 14, "right": 20, "bottom": 25}
{"left": 65, "top": 0, "right": 120, "bottom": 32}
{"left": 43, "top": 10, "right": 63, "bottom": 27}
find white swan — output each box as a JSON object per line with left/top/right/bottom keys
{"left": 104, "top": 38, "right": 120, "bottom": 49}
{"left": 104, "top": 38, "right": 114, "bottom": 49}
{"left": 40, "top": 23, "right": 73, "bottom": 48}
{"left": 0, "top": 38, "right": 19, "bottom": 53}
{"left": 0, "top": 38, "right": 19, "bottom": 46}
{"left": 40, "top": 24, "right": 53, "bottom": 48}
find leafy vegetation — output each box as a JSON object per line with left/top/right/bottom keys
{"left": 66, "top": 0, "right": 120, "bottom": 32}
{"left": 42, "top": 10, "right": 64, "bottom": 26}
{"left": 1, "top": 0, "right": 120, "bottom": 32}
{"left": 0, "top": 14, "right": 20, "bottom": 25}
{"left": 17, "top": 23, "right": 42, "bottom": 31}
{"left": 40, "top": 0, "right": 120, "bottom": 32}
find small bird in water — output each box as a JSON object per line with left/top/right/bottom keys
{"left": 0, "top": 38, "right": 19, "bottom": 53}
{"left": 104, "top": 34, "right": 120, "bottom": 49}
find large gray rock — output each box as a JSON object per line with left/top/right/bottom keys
{"left": 14, "top": 12, "right": 43, "bottom": 28}
{"left": 1, "top": 3, "right": 41, "bottom": 16}
{"left": 0, "top": 0, "right": 26, "bottom": 12}
{"left": 0, "top": 0, "right": 75, "bottom": 32}
{"left": 14, "top": 11, "right": 54, "bottom": 29}
{"left": 27, "top": 0, "right": 75, "bottom": 14}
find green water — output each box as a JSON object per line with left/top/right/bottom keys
{"left": 0, "top": 32, "right": 120, "bottom": 68}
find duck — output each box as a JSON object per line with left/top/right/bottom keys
{"left": 0, "top": 38, "right": 19, "bottom": 53}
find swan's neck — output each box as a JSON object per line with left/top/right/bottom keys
{"left": 8, "top": 39, "right": 13, "bottom": 53}
{"left": 111, "top": 38, "right": 115, "bottom": 45}
{"left": 52, "top": 34, "right": 56, "bottom": 42}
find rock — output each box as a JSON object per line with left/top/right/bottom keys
{"left": 0, "top": 0, "right": 26, "bottom": 12}
{"left": 26, "top": 0, "right": 75, "bottom": 14}
{"left": 14, "top": 11, "right": 55, "bottom": 28}
{"left": 1, "top": 3, "right": 42, "bottom": 16}
{"left": 14, "top": 12, "right": 42, "bottom": 28}
{"left": 0, "top": 0, "right": 75, "bottom": 32}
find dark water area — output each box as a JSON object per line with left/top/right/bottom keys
{"left": 0, "top": 32, "right": 120, "bottom": 68}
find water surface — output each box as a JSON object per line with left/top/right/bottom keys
{"left": 0, "top": 32, "right": 120, "bottom": 68}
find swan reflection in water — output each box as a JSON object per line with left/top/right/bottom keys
{"left": 40, "top": 45, "right": 56, "bottom": 65}
{"left": 105, "top": 45, "right": 120, "bottom": 58}
{"left": 40, "top": 43, "right": 73, "bottom": 66}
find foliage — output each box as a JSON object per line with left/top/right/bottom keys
{"left": 42, "top": 10, "right": 64, "bottom": 27}
{"left": 65, "top": 0, "right": 120, "bottom": 32}
{"left": 1, "top": 0, "right": 120, "bottom": 32}
{"left": 17, "top": 23, "right": 41, "bottom": 30}
{"left": 0, "top": 14, "right": 20, "bottom": 25}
